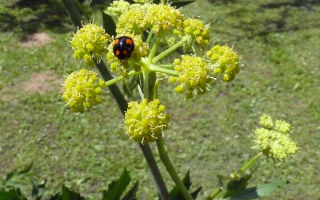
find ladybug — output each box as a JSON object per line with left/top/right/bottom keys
{"left": 113, "top": 36, "right": 135, "bottom": 60}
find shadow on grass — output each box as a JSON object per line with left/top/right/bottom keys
{"left": 209, "top": 0, "right": 320, "bottom": 41}
{"left": 0, "top": 0, "right": 73, "bottom": 38}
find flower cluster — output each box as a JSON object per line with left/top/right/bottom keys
{"left": 71, "top": 23, "right": 110, "bottom": 66}
{"left": 206, "top": 45, "right": 240, "bottom": 81}
{"left": 169, "top": 55, "right": 213, "bottom": 99}
{"left": 116, "top": 5, "right": 150, "bottom": 35}
{"left": 116, "top": 3, "right": 184, "bottom": 35}
{"left": 147, "top": 4, "right": 184, "bottom": 34}
{"left": 63, "top": 69, "right": 105, "bottom": 113}
{"left": 105, "top": 0, "right": 130, "bottom": 18}
{"left": 254, "top": 114, "right": 298, "bottom": 160}
{"left": 124, "top": 99, "right": 170, "bottom": 144}
{"left": 174, "top": 18, "right": 210, "bottom": 47}
{"left": 107, "top": 33, "right": 149, "bottom": 75}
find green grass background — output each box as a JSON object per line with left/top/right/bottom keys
{"left": 1, "top": 0, "right": 320, "bottom": 199}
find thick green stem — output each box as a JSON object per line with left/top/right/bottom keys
{"left": 142, "top": 68, "right": 150, "bottom": 99}
{"left": 152, "top": 37, "right": 188, "bottom": 63}
{"left": 156, "top": 137, "right": 194, "bottom": 200}
{"left": 238, "top": 152, "right": 263, "bottom": 175}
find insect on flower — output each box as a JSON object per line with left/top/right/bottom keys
{"left": 113, "top": 36, "right": 135, "bottom": 60}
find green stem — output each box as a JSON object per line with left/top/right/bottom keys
{"left": 105, "top": 71, "right": 141, "bottom": 87}
{"left": 238, "top": 152, "right": 263, "bottom": 175}
{"left": 156, "top": 137, "right": 194, "bottom": 200}
{"left": 149, "top": 65, "right": 179, "bottom": 76}
{"left": 148, "top": 32, "right": 163, "bottom": 61}
{"left": 206, "top": 187, "right": 222, "bottom": 200}
{"left": 152, "top": 37, "right": 188, "bottom": 63}
{"left": 142, "top": 68, "right": 150, "bottom": 99}
{"left": 153, "top": 79, "right": 162, "bottom": 99}
{"left": 158, "top": 64, "right": 173, "bottom": 69}
{"left": 146, "top": 31, "right": 154, "bottom": 44}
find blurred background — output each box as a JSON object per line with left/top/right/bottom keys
{"left": 0, "top": 0, "right": 319, "bottom": 199}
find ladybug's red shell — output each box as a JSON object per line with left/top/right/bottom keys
{"left": 113, "top": 36, "right": 135, "bottom": 60}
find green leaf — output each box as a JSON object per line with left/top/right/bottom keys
{"left": 17, "top": 162, "right": 33, "bottom": 176}
{"left": 121, "top": 182, "right": 139, "bottom": 200}
{"left": 103, "top": 169, "right": 131, "bottom": 200}
{"left": 0, "top": 189, "right": 27, "bottom": 200}
{"left": 61, "top": 185, "right": 85, "bottom": 200}
{"left": 171, "top": 0, "right": 195, "bottom": 8}
{"left": 227, "top": 181, "right": 287, "bottom": 200}
{"left": 101, "top": 10, "right": 116, "bottom": 36}
{"left": 257, "top": 181, "right": 287, "bottom": 196}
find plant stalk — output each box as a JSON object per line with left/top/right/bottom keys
{"left": 156, "top": 137, "right": 194, "bottom": 200}
{"left": 238, "top": 152, "right": 263, "bottom": 175}
{"left": 62, "top": 1, "right": 170, "bottom": 199}
{"left": 152, "top": 37, "right": 188, "bottom": 63}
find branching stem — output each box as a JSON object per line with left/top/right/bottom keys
{"left": 152, "top": 37, "right": 188, "bottom": 63}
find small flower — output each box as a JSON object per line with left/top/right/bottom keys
{"left": 174, "top": 18, "right": 210, "bottom": 47}
{"left": 63, "top": 69, "right": 105, "bottom": 113}
{"left": 71, "top": 23, "right": 110, "bottom": 66}
{"left": 254, "top": 114, "right": 298, "bottom": 160}
{"left": 170, "top": 55, "right": 213, "bottom": 99}
{"left": 206, "top": 45, "right": 240, "bottom": 82}
{"left": 259, "top": 113, "right": 273, "bottom": 129}
{"left": 147, "top": 4, "right": 184, "bottom": 34}
{"left": 275, "top": 120, "right": 291, "bottom": 133}
{"left": 106, "top": 33, "right": 149, "bottom": 75}
{"left": 116, "top": 5, "right": 150, "bottom": 35}
{"left": 124, "top": 99, "right": 170, "bottom": 144}
{"left": 105, "top": 0, "right": 131, "bottom": 18}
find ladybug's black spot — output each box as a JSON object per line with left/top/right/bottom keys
{"left": 113, "top": 36, "right": 134, "bottom": 60}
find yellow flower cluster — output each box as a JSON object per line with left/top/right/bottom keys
{"left": 63, "top": 69, "right": 105, "bottom": 113}
{"left": 124, "top": 99, "right": 170, "bottom": 144}
{"left": 206, "top": 45, "right": 240, "bottom": 82}
{"left": 105, "top": 0, "right": 130, "bottom": 18}
{"left": 169, "top": 55, "right": 213, "bottom": 99}
{"left": 106, "top": 33, "right": 149, "bottom": 75}
{"left": 174, "top": 18, "right": 210, "bottom": 47}
{"left": 116, "top": 6, "right": 150, "bottom": 35}
{"left": 147, "top": 4, "right": 184, "bottom": 33}
{"left": 71, "top": 23, "right": 110, "bottom": 66}
{"left": 116, "top": 3, "right": 184, "bottom": 35}
{"left": 254, "top": 114, "right": 298, "bottom": 160}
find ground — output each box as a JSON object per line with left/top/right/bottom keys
{"left": 0, "top": 0, "right": 320, "bottom": 199}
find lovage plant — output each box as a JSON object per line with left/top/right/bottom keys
{"left": 60, "top": 0, "right": 298, "bottom": 199}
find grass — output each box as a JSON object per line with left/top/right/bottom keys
{"left": 1, "top": 0, "right": 320, "bottom": 199}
